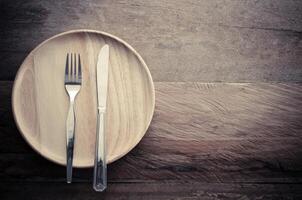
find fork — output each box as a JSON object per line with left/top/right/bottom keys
{"left": 64, "top": 53, "right": 82, "bottom": 183}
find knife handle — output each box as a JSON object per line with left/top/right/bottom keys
{"left": 93, "top": 108, "right": 107, "bottom": 192}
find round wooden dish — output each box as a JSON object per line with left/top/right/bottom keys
{"left": 12, "top": 30, "right": 155, "bottom": 167}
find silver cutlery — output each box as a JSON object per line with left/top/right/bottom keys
{"left": 64, "top": 53, "right": 82, "bottom": 183}
{"left": 93, "top": 45, "right": 109, "bottom": 191}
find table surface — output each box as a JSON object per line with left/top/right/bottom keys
{"left": 1, "top": 0, "right": 302, "bottom": 199}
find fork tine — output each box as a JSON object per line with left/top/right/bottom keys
{"left": 78, "top": 54, "right": 82, "bottom": 82}
{"left": 65, "top": 53, "right": 69, "bottom": 81}
{"left": 65, "top": 53, "right": 82, "bottom": 84}
{"left": 74, "top": 52, "right": 77, "bottom": 82}
{"left": 70, "top": 53, "right": 73, "bottom": 81}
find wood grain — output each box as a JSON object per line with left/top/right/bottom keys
{"left": 1, "top": 0, "right": 302, "bottom": 81}
{"left": 1, "top": 0, "right": 302, "bottom": 198}
{"left": 1, "top": 82, "right": 302, "bottom": 183}
{"left": 1, "top": 182, "right": 302, "bottom": 200}
{"left": 11, "top": 30, "right": 155, "bottom": 167}
{"left": 1, "top": 81, "right": 302, "bottom": 198}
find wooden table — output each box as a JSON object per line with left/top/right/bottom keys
{"left": 1, "top": 1, "right": 302, "bottom": 199}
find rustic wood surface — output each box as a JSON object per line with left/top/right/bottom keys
{"left": 1, "top": 0, "right": 302, "bottom": 199}
{"left": 12, "top": 30, "right": 154, "bottom": 167}
{"left": 0, "top": 0, "right": 302, "bottom": 82}
{"left": 2, "top": 182, "right": 302, "bottom": 200}
{"left": 1, "top": 81, "right": 302, "bottom": 199}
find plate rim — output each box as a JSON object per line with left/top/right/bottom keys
{"left": 11, "top": 29, "right": 155, "bottom": 168}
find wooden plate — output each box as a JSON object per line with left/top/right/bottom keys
{"left": 12, "top": 30, "right": 155, "bottom": 167}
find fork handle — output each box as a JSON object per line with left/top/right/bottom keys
{"left": 93, "top": 109, "right": 107, "bottom": 191}
{"left": 66, "top": 100, "right": 75, "bottom": 183}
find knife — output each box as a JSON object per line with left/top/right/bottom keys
{"left": 93, "top": 44, "right": 109, "bottom": 192}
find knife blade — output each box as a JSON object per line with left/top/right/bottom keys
{"left": 96, "top": 45, "right": 109, "bottom": 110}
{"left": 93, "top": 44, "right": 109, "bottom": 192}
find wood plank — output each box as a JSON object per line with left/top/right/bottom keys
{"left": 1, "top": 81, "right": 302, "bottom": 183}
{"left": 0, "top": 0, "right": 302, "bottom": 81}
{"left": 1, "top": 182, "right": 302, "bottom": 200}
{"left": 1, "top": 137, "right": 302, "bottom": 183}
